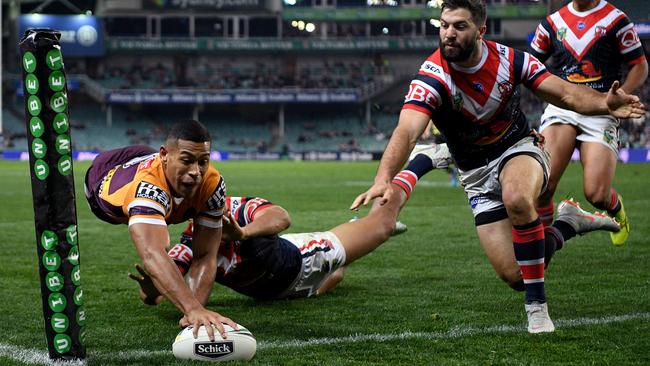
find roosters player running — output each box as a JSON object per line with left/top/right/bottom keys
{"left": 129, "top": 189, "right": 407, "bottom": 303}
{"left": 351, "top": 0, "right": 644, "bottom": 333}
{"left": 84, "top": 120, "right": 236, "bottom": 341}
{"left": 529, "top": 0, "right": 647, "bottom": 245}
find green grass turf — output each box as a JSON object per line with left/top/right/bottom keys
{"left": 0, "top": 160, "right": 648, "bottom": 365}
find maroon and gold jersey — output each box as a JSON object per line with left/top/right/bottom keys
{"left": 529, "top": 0, "right": 646, "bottom": 92}
{"left": 403, "top": 40, "right": 551, "bottom": 170}
{"left": 88, "top": 146, "right": 225, "bottom": 228}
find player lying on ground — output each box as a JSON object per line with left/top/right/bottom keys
{"left": 129, "top": 188, "right": 407, "bottom": 305}
{"left": 84, "top": 120, "right": 236, "bottom": 340}
{"left": 351, "top": 0, "right": 643, "bottom": 334}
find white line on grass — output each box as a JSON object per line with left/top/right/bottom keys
{"left": 0, "top": 343, "right": 85, "bottom": 366}
{"left": 259, "top": 312, "right": 650, "bottom": 349}
{"left": 2, "top": 312, "right": 648, "bottom": 365}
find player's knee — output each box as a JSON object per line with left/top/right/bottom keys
{"left": 502, "top": 190, "right": 534, "bottom": 218}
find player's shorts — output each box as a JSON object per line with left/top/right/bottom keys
{"left": 408, "top": 144, "right": 435, "bottom": 162}
{"left": 539, "top": 104, "right": 619, "bottom": 155}
{"left": 459, "top": 136, "right": 550, "bottom": 226}
{"left": 279, "top": 231, "right": 347, "bottom": 299}
{"left": 83, "top": 145, "right": 157, "bottom": 224}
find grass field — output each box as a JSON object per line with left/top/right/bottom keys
{"left": 1, "top": 159, "right": 649, "bottom": 365}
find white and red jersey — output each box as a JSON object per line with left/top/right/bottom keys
{"left": 215, "top": 196, "right": 274, "bottom": 275}
{"left": 403, "top": 40, "right": 551, "bottom": 170}
{"left": 176, "top": 196, "right": 302, "bottom": 299}
{"left": 529, "top": 0, "right": 646, "bottom": 92}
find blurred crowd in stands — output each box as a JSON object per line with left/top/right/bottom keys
{"left": 3, "top": 53, "right": 650, "bottom": 153}
{"left": 95, "top": 58, "right": 392, "bottom": 90}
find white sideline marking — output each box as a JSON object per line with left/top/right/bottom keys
{"left": 0, "top": 343, "right": 85, "bottom": 365}
{"left": 258, "top": 312, "right": 650, "bottom": 349}
{"left": 2, "top": 312, "right": 648, "bottom": 365}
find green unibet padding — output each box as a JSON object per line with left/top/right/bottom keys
{"left": 19, "top": 29, "right": 86, "bottom": 361}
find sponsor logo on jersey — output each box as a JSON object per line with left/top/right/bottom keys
{"left": 557, "top": 27, "right": 567, "bottom": 41}
{"left": 498, "top": 81, "right": 513, "bottom": 97}
{"left": 207, "top": 177, "right": 227, "bottom": 211}
{"left": 527, "top": 58, "right": 546, "bottom": 79}
{"left": 619, "top": 28, "right": 640, "bottom": 49}
{"left": 229, "top": 197, "right": 242, "bottom": 214}
{"left": 420, "top": 61, "right": 443, "bottom": 77}
{"left": 138, "top": 158, "right": 154, "bottom": 171}
{"left": 472, "top": 82, "right": 484, "bottom": 92}
{"left": 405, "top": 80, "right": 440, "bottom": 108}
{"left": 244, "top": 198, "right": 269, "bottom": 221}
{"left": 135, "top": 181, "right": 171, "bottom": 211}
{"left": 497, "top": 44, "right": 507, "bottom": 56}
{"left": 565, "top": 61, "right": 602, "bottom": 83}
{"left": 577, "top": 21, "right": 586, "bottom": 30}
{"left": 595, "top": 26, "right": 607, "bottom": 38}
{"left": 194, "top": 341, "right": 234, "bottom": 359}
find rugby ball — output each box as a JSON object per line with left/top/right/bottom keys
{"left": 172, "top": 323, "right": 256, "bottom": 362}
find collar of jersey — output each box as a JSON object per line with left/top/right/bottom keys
{"left": 568, "top": 0, "right": 606, "bottom": 17}
{"left": 450, "top": 41, "right": 488, "bottom": 74}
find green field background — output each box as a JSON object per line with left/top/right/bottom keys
{"left": 1, "top": 160, "right": 648, "bottom": 365}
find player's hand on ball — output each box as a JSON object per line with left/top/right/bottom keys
{"left": 183, "top": 308, "right": 239, "bottom": 341}
{"left": 127, "top": 263, "right": 163, "bottom": 305}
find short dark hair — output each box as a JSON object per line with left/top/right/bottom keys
{"left": 441, "top": 0, "right": 487, "bottom": 27}
{"left": 166, "top": 120, "right": 211, "bottom": 144}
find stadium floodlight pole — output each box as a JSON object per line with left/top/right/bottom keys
{"left": 18, "top": 29, "right": 86, "bottom": 361}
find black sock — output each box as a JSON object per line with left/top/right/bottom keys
{"left": 543, "top": 226, "right": 564, "bottom": 269}
{"left": 404, "top": 153, "right": 435, "bottom": 179}
{"left": 607, "top": 200, "right": 621, "bottom": 217}
{"left": 552, "top": 220, "right": 576, "bottom": 241}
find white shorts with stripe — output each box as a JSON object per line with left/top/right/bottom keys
{"left": 539, "top": 104, "right": 619, "bottom": 155}
{"left": 408, "top": 143, "right": 436, "bottom": 162}
{"left": 459, "top": 136, "right": 550, "bottom": 226}
{"left": 279, "top": 231, "right": 346, "bottom": 298}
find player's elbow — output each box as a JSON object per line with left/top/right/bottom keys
{"left": 271, "top": 207, "right": 292, "bottom": 232}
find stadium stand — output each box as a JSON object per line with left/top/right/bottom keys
{"left": 1, "top": 0, "right": 649, "bottom": 154}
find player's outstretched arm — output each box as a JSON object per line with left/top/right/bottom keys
{"left": 533, "top": 74, "right": 645, "bottom": 118}
{"left": 129, "top": 222, "right": 234, "bottom": 341}
{"left": 222, "top": 206, "right": 291, "bottom": 242}
{"left": 183, "top": 222, "right": 238, "bottom": 336}
{"left": 350, "top": 109, "right": 430, "bottom": 210}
